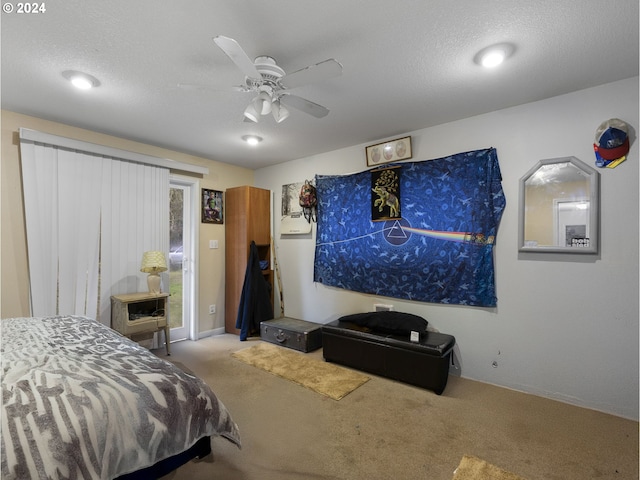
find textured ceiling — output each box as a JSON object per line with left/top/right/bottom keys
{"left": 2, "top": 0, "right": 638, "bottom": 169}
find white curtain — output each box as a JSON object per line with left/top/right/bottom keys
{"left": 20, "top": 136, "right": 169, "bottom": 324}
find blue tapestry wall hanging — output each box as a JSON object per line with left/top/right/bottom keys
{"left": 313, "top": 148, "right": 505, "bottom": 307}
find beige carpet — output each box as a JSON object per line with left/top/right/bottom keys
{"left": 453, "top": 455, "right": 527, "bottom": 480}
{"left": 231, "top": 341, "right": 370, "bottom": 400}
{"left": 157, "top": 335, "right": 639, "bottom": 480}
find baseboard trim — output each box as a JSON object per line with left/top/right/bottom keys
{"left": 198, "top": 327, "right": 225, "bottom": 339}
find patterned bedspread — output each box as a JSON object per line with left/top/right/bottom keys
{"left": 1, "top": 316, "right": 241, "bottom": 479}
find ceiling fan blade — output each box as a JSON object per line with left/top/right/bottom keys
{"left": 280, "top": 59, "right": 343, "bottom": 90}
{"left": 177, "top": 83, "right": 249, "bottom": 92}
{"left": 213, "top": 35, "right": 262, "bottom": 81}
{"left": 280, "top": 94, "right": 330, "bottom": 118}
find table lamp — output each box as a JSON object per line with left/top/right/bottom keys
{"left": 140, "top": 251, "right": 167, "bottom": 294}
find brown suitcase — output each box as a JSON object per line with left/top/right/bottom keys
{"left": 260, "top": 317, "right": 323, "bottom": 353}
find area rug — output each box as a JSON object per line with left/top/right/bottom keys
{"left": 231, "top": 342, "right": 370, "bottom": 400}
{"left": 452, "top": 455, "right": 527, "bottom": 480}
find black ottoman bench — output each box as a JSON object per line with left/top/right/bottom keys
{"left": 322, "top": 312, "right": 455, "bottom": 395}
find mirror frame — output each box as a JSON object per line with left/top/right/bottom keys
{"left": 518, "top": 156, "right": 600, "bottom": 254}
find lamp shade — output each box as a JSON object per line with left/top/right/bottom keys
{"left": 141, "top": 251, "right": 167, "bottom": 294}
{"left": 272, "top": 100, "right": 290, "bottom": 123}
{"left": 253, "top": 91, "right": 272, "bottom": 115}
{"left": 244, "top": 102, "right": 260, "bottom": 122}
{"left": 140, "top": 251, "right": 167, "bottom": 273}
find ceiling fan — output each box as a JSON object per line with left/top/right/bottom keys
{"left": 210, "top": 35, "right": 343, "bottom": 123}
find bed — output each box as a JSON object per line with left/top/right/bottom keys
{"left": 1, "top": 315, "right": 241, "bottom": 479}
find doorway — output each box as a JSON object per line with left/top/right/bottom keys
{"left": 553, "top": 198, "right": 590, "bottom": 247}
{"left": 169, "top": 177, "right": 198, "bottom": 341}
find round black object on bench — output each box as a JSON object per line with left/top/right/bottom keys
{"left": 337, "top": 311, "right": 428, "bottom": 335}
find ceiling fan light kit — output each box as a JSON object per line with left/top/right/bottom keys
{"left": 243, "top": 103, "right": 260, "bottom": 122}
{"left": 271, "top": 100, "right": 290, "bottom": 123}
{"left": 212, "top": 35, "right": 342, "bottom": 124}
{"left": 254, "top": 91, "right": 273, "bottom": 115}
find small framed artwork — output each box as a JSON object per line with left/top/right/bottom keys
{"left": 281, "top": 182, "right": 312, "bottom": 234}
{"left": 202, "top": 189, "right": 223, "bottom": 224}
{"left": 366, "top": 136, "right": 412, "bottom": 167}
{"left": 371, "top": 166, "right": 401, "bottom": 221}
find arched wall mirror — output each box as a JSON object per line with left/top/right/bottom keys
{"left": 518, "top": 156, "right": 600, "bottom": 254}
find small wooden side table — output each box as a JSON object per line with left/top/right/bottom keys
{"left": 111, "top": 292, "right": 171, "bottom": 355}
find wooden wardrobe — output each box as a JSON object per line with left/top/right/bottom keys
{"left": 224, "top": 185, "right": 273, "bottom": 334}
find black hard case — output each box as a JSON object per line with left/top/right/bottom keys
{"left": 260, "top": 317, "right": 323, "bottom": 353}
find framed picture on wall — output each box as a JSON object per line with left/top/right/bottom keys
{"left": 371, "top": 166, "right": 401, "bottom": 221}
{"left": 281, "top": 182, "right": 312, "bottom": 234}
{"left": 202, "top": 189, "right": 223, "bottom": 224}
{"left": 366, "top": 136, "right": 412, "bottom": 167}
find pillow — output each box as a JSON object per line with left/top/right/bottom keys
{"left": 338, "top": 311, "right": 428, "bottom": 335}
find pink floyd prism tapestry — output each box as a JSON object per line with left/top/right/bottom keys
{"left": 313, "top": 148, "right": 505, "bottom": 307}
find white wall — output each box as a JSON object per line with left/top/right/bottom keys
{"left": 255, "top": 77, "right": 639, "bottom": 420}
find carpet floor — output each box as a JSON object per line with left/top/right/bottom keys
{"left": 158, "top": 335, "right": 638, "bottom": 480}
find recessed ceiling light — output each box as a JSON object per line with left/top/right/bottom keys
{"left": 62, "top": 70, "right": 100, "bottom": 90}
{"left": 481, "top": 50, "right": 505, "bottom": 68}
{"left": 242, "top": 135, "right": 263, "bottom": 146}
{"left": 474, "top": 43, "right": 515, "bottom": 68}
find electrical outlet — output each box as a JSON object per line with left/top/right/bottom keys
{"left": 209, "top": 304, "right": 216, "bottom": 314}
{"left": 374, "top": 303, "right": 393, "bottom": 312}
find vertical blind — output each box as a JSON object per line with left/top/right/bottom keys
{"left": 20, "top": 132, "right": 170, "bottom": 324}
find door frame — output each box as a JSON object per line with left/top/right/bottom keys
{"left": 553, "top": 197, "right": 590, "bottom": 247}
{"left": 170, "top": 175, "right": 200, "bottom": 341}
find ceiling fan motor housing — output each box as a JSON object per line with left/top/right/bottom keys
{"left": 254, "top": 56, "right": 285, "bottom": 79}
{"left": 247, "top": 56, "right": 286, "bottom": 98}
